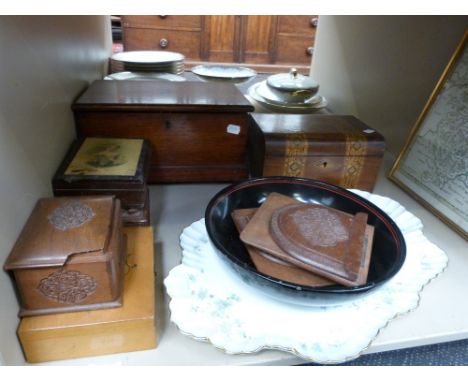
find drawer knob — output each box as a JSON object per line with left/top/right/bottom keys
{"left": 306, "top": 46, "right": 314, "bottom": 56}
{"left": 159, "top": 38, "right": 169, "bottom": 48}
{"left": 311, "top": 17, "right": 319, "bottom": 27}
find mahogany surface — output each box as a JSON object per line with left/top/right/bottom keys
{"left": 73, "top": 81, "right": 254, "bottom": 183}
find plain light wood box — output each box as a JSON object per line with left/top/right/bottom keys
{"left": 17, "top": 226, "right": 157, "bottom": 363}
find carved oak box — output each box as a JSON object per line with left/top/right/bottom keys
{"left": 52, "top": 137, "right": 151, "bottom": 226}
{"left": 3, "top": 195, "right": 125, "bottom": 317}
{"left": 17, "top": 226, "right": 157, "bottom": 363}
{"left": 72, "top": 80, "right": 254, "bottom": 183}
{"left": 248, "top": 114, "right": 386, "bottom": 191}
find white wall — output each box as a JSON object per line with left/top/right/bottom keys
{"left": 311, "top": 16, "right": 468, "bottom": 156}
{"left": 0, "top": 16, "right": 111, "bottom": 365}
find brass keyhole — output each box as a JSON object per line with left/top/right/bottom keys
{"left": 323, "top": 161, "right": 327, "bottom": 168}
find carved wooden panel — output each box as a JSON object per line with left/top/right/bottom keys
{"left": 37, "top": 270, "right": 98, "bottom": 304}
{"left": 240, "top": 15, "right": 276, "bottom": 64}
{"left": 204, "top": 15, "right": 239, "bottom": 62}
{"left": 48, "top": 201, "right": 95, "bottom": 231}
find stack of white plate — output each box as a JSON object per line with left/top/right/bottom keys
{"left": 110, "top": 51, "right": 185, "bottom": 75}
{"left": 247, "top": 80, "right": 327, "bottom": 112}
{"left": 104, "top": 71, "right": 186, "bottom": 82}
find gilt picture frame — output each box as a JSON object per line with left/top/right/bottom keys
{"left": 389, "top": 30, "right": 468, "bottom": 240}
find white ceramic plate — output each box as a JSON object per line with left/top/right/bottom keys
{"left": 192, "top": 65, "right": 257, "bottom": 80}
{"left": 104, "top": 71, "right": 186, "bottom": 82}
{"left": 248, "top": 81, "right": 327, "bottom": 111}
{"left": 111, "top": 50, "right": 185, "bottom": 64}
{"left": 164, "top": 191, "right": 448, "bottom": 364}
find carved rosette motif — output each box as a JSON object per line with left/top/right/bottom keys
{"left": 48, "top": 201, "right": 95, "bottom": 231}
{"left": 37, "top": 270, "right": 97, "bottom": 304}
{"left": 291, "top": 207, "right": 349, "bottom": 247}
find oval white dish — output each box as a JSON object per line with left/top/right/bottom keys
{"left": 164, "top": 190, "right": 448, "bottom": 364}
{"left": 104, "top": 71, "right": 186, "bottom": 82}
{"left": 192, "top": 64, "right": 257, "bottom": 80}
{"left": 111, "top": 50, "right": 184, "bottom": 64}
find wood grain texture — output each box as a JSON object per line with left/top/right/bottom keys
{"left": 73, "top": 81, "right": 253, "bottom": 183}
{"left": 277, "top": 15, "right": 317, "bottom": 35}
{"left": 275, "top": 34, "right": 316, "bottom": 65}
{"left": 232, "top": 208, "right": 334, "bottom": 287}
{"left": 123, "top": 28, "right": 202, "bottom": 59}
{"left": 240, "top": 16, "right": 275, "bottom": 64}
{"left": 121, "top": 15, "right": 202, "bottom": 30}
{"left": 205, "top": 15, "right": 238, "bottom": 62}
{"left": 17, "top": 226, "right": 157, "bottom": 363}
{"left": 239, "top": 193, "right": 374, "bottom": 287}
{"left": 4, "top": 197, "right": 125, "bottom": 317}
{"left": 247, "top": 114, "right": 386, "bottom": 191}
{"left": 120, "top": 15, "right": 317, "bottom": 71}
{"left": 5, "top": 196, "right": 115, "bottom": 269}
{"left": 121, "top": 16, "right": 202, "bottom": 58}
{"left": 72, "top": 81, "right": 253, "bottom": 112}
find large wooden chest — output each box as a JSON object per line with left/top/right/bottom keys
{"left": 72, "top": 80, "right": 254, "bottom": 183}
{"left": 17, "top": 226, "right": 157, "bottom": 363}
{"left": 3, "top": 196, "right": 125, "bottom": 317}
{"left": 52, "top": 137, "right": 151, "bottom": 226}
{"left": 248, "top": 114, "right": 386, "bottom": 191}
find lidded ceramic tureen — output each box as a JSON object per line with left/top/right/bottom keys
{"left": 266, "top": 68, "right": 319, "bottom": 103}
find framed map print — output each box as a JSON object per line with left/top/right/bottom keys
{"left": 389, "top": 30, "right": 468, "bottom": 240}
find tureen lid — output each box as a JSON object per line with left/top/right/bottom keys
{"left": 266, "top": 68, "right": 319, "bottom": 92}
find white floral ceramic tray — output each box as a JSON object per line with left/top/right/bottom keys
{"left": 164, "top": 190, "right": 448, "bottom": 364}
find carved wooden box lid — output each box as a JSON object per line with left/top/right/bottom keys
{"left": 4, "top": 196, "right": 117, "bottom": 270}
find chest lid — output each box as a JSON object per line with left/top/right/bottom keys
{"left": 4, "top": 196, "right": 116, "bottom": 270}
{"left": 251, "top": 113, "right": 386, "bottom": 157}
{"left": 72, "top": 80, "right": 254, "bottom": 113}
{"left": 52, "top": 137, "right": 150, "bottom": 189}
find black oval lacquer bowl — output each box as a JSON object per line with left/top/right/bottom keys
{"left": 205, "top": 177, "right": 406, "bottom": 300}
